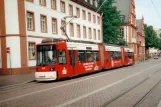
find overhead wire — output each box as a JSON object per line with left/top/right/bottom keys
{"left": 150, "top": 0, "right": 161, "bottom": 21}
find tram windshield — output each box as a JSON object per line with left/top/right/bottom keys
{"left": 37, "top": 45, "right": 57, "bottom": 66}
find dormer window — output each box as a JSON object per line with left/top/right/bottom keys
{"left": 94, "top": 0, "right": 98, "bottom": 7}
{"left": 90, "top": 0, "right": 93, "bottom": 5}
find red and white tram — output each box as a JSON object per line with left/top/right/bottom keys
{"left": 35, "top": 39, "right": 135, "bottom": 81}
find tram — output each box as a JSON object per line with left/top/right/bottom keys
{"left": 35, "top": 39, "right": 135, "bottom": 81}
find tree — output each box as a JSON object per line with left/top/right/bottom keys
{"left": 160, "top": 33, "right": 161, "bottom": 38}
{"left": 144, "top": 24, "right": 161, "bottom": 50}
{"left": 98, "top": 0, "right": 126, "bottom": 46}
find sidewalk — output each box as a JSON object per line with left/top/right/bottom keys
{"left": 0, "top": 72, "right": 35, "bottom": 87}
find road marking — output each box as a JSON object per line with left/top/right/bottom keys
{"left": 0, "top": 63, "right": 160, "bottom": 104}
{"left": 157, "top": 100, "right": 161, "bottom": 107}
{"left": 56, "top": 63, "right": 161, "bottom": 107}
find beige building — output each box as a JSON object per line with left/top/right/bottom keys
{"left": 0, "top": 0, "right": 102, "bottom": 75}
{"left": 115, "top": 0, "right": 138, "bottom": 60}
{"left": 136, "top": 17, "right": 145, "bottom": 61}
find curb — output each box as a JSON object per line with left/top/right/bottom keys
{"left": 0, "top": 80, "right": 35, "bottom": 89}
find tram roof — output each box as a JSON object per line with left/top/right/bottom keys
{"left": 124, "top": 48, "right": 134, "bottom": 52}
{"left": 66, "top": 42, "right": 99, "bottom": 51}
{"left": 105, "top": 45, "right": 121, "bottom": 52}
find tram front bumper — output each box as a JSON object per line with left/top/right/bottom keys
{"left": 35, "top": 72, "right": 57, "bottom": 81}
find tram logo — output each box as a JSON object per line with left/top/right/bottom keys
{"left": 62, "top": 67, "right": 67, "bottom": 74}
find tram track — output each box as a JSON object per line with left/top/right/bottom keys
{"left": 101, "top": 68, "right": 161, "bottom": 107}
{"left": 133, "top": 80, "right": 161, "bottom": 107}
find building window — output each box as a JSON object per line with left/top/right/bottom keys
{"left": 93, "top": 29, "right": 96, "bottom": 40}
{"left": 28, "top": 42, "right": 36, "bottom": 60}
{"left": 98, "top": 30, "right": 101, "bottom": 40}
{"left": 88, "top": 12, "right": 91, "bottom": 22}
{"left": 60, "top": 1, "right": 65, "bottom": 13}
{"left": 40, "top": 15, "right": 47, "bottom": 33}
{"left": 69, "top": 23, "right": 74, "bottom": 37}
{"left": 90, "top": 0, "right": 93, "bottom": 5}
{"left": 61, "top": 20, "right": 66, "bottom": 35}
{"left": 76, "top": 7, "right": 80, "bottom": 18}
{"left": 88, "top": 28, "right": 92, "bottom": 39}
{"left": 82, "top": 10, "right": 86, "bottom": 20}
{"left": 39, "top": 0, "right": 46, "bottom": 6}
{"left": 120, "top": 15, "right": 125, "bottom": 22}
{"left": 120, "top": 28, "right": 124, "bottom": 37}
{"left": 83, "top": 26, "right": 86, "bottom": 38}
{"left": 97, "top": 16, "right": 100, "bottom": 24}
{"left": 77, "top": 24, "right": 81, "bottom": 38}
{"left": 51, "top": 0, "right": 56, "bottom": 10}
{"left": 27, "top": 11, "right": 34, "bottom": 31}
{"left": 94, "top": 0, "right": 98, "bottom": 7}
{"left": 26, "top": 0, "right": 34, "bottom": 2}
{"left": 93, "top": 15, "right": 96, "bottom": 23}
{"left": 52, "top": 18, "right": 57, "bottom": 34}
{"left": 69, "top": 4, "right": 73, "bottom": 16}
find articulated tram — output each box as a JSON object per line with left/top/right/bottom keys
{"left": 35, "top": 39, "right": 135, "bottom": 81}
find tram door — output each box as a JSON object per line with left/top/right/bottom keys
{"left": 69, "top": 50, "right": 77, "bottom": 75}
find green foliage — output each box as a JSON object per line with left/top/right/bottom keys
{"left": 160, "top": 33, "right": 161, "bottom": 38}
{"left": 98, "top": 0, "right": 126, "bottom": 46}
{"left": 144, "top": 24, "right": 161, "bottom": 50}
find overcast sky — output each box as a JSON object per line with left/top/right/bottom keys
{"left": 135, "top": 0, "right": 161, "bottom": 29}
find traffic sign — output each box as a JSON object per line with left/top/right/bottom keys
{"left": 6, "top": 47, "right": 10, "bottom": 53}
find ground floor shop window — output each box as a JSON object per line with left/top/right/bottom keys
{"left": 28, "top": 42, "right": 36, "bottom": 60}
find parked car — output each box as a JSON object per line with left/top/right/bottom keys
{"left": 154, "top": 56, "right": 159, "bottom": 59}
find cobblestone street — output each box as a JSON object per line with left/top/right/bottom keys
{"left": 0, "top": 59, "right": 161, "bottom": 107}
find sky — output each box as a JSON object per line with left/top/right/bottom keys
{"left": 135, "top": 0, "right": 161, "bottom": 29}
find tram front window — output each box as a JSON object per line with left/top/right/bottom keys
{"left": 37, "top": 45, "right": 57, "bottom": 66}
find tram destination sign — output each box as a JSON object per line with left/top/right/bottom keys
{"left": 86, "top": 47, "right": 92, "bottom": 50}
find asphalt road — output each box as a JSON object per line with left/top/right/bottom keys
{"left": 0, "top": 59, "right": 161, "bottom": 107}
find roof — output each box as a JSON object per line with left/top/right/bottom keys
{"left": 113, "top": 0, "right": 131, "bottom": 23}
{"left": 71, "top": 0, "right": 103, "bottom": 14}
{"left": 136, "top": 19, "right": 142, "bottom": 32}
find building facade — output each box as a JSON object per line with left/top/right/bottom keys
{"left": 0, "top": 0, "right": 102, "bottom": 75}
{"left": 115, "top": 0, "right": 138, "bottom": 60}
{"left": 136, "top": 17, "right": 145, "bottom": 61}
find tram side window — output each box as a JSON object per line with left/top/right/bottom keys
{"left": 86, "top": 50, "right": 93, "bottom": 62}
{"left": 93, "top": 51, "right": 99, "bottom": 61}
{"left": 106, "top": 51, "right": 110, "bottom": 61}
{"left": 110, "top": 51, "right": 115, "bottom": 59}
{"left": 58, "top": 50, "right": 66, "bottom": 64}
{"left": 116, "top": 52, "right": 121, "bottom": 59}
{"left": 110, "top": 51, "right": 121, "bottom": 60}
{"left": 78, "top": 50, "right": 86, "bottom": 62}
{"left": 128, "top": 52, "right": 133, "bottom": 58}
